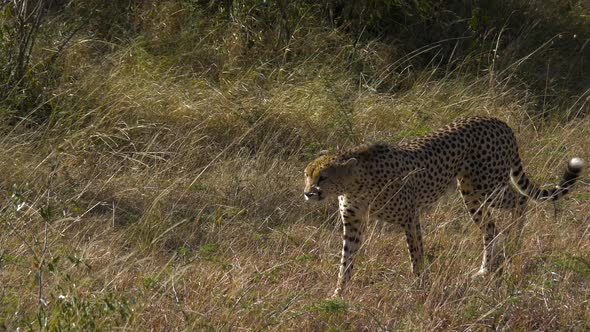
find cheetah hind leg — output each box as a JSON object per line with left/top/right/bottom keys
{"left": 490, "top": 190, "right": 528, "bottom": 272}
{"left": 510, "top": 196, "right": 528, "bottom": 260}
{"left": 459, "top": 179, "right": 502, "bottom": 277}
{"left": 469, "top": 200, "right": 501, "bottom": 277}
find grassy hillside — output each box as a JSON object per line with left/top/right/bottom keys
{"left": 1, "top": 1, "right": 589, "bottom": 330}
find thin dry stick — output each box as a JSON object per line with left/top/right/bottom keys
{"left": 172, "top": 266, "right": 180, "bottom": 305}
{"left": 37, "top": 154, "right": 59, "bottom": 307}
{"left": 38, "top": 184, "right": 50, "bottom": 306}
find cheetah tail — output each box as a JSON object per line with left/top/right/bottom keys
{"left": 510, "top": 157, "right": 585, "bottom": 201}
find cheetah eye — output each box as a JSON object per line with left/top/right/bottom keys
{"left": 318, "top": 176, "right": 328, "bottom": 184}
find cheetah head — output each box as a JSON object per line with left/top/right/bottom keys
{"left": 303, "top": 155, "right": 358, "bottom": 202}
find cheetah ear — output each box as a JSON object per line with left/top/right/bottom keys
{"left": 340, "top": 158, "right": 357, "bottom": 168}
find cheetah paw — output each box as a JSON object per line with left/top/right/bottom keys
{"left": 471, "top": 268, "right": 489, "bottom": 278}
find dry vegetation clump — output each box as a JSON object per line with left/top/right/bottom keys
{"left": 1, "top": 1, "right": 590, "bottom": 330}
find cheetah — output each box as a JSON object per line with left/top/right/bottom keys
{"left": 303, "top": 116, "right": 584, "bottom": 297}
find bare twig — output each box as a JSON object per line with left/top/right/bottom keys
{"left": 47, "top": 14, "right": 91, "bottom": 66}
{"left": 0, "top": 0, "right": 10, "bottom": 10}
{"left": 172, "top": 266, "right": 180, "bottom": 305}
{"left": 37, "top": 187, "right": 49, "bottom": 306}
{"left": 37, "top": 152, "right": 58, "bottom": 307}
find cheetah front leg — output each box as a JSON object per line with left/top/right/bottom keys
{"left": 332, "top": 198, "right": 364, "bottom": 298}
{"left": 403, "top": 216, "right": 425, "bottom": 276}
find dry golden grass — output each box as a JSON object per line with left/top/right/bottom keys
{"left": 1, "top": 6, "right": 590, "bottom": 330}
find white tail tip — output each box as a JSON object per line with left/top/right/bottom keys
{"left": 569, "top": 157, "right": 585, "bottom": 171}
